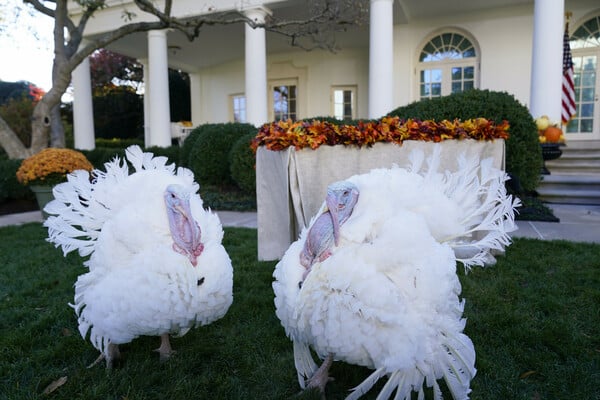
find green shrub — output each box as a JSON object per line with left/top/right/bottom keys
{"left": 304, "top": 115, "right": 362, "bottom": 126}
{"left": 0, "top": 96, "right": 34, "bottom": 147}
{"left": 188, "top": 123, "right": 257, "bottom": 186}
{"left": 144, "top": 145, "right": 182, "bottom": 167}
{"left": 0, "top": 158, "right": 33, "bottom": 202}
{"left": 229, "top": 133, "right": 256, "bottom": 194}
{"left": 180, "top": 124, "right": 219, "bottom": 168}
{"left": 95, "top": 137, "right": 144, "bottom": 148}
{"left": 81, "top": 147, "right": 126, "bottom": 170}
{"left": 388, "top": 89, "right": 542, "bottom": 193}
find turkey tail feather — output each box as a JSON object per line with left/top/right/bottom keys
{"left": 293, "top": 341, "right": 318, "bottom": 389}
{"left": 346, "top": 367, "right": 387, "bottom": 400}
{"left": 43, "top": 145, "right": 194, "bottom": 261}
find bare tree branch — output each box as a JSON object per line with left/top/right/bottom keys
{"left": 1, "top": 0, "right": 368, "bottom": 157}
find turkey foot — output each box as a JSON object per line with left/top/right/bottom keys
{"left": 306, "top": 353, "right": 334, "bottom": 395}
{"left": 154, "top": 333, "right": 176, "bottom": 362}
{"left": 87, "top": 343, "right": 120, "bottom": 369}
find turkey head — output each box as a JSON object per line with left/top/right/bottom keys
{"left": 164, "top": 184, "right": 204, "bottom": 266}
{"left": 299, "top": 180, "right": 359, "bottom": 274}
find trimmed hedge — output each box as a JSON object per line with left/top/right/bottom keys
{"left": 0, "top": 157, "right": 34, "bottom": 202}
{"left": 229, "top": 133, "right": 256, "bottom": 194}
{"left": 188, "top": 123, "right": 257, "bottom": 186}
{"left": 388, "top": 89, "right": 542, "bottom": 193}
{"left": 180, "top": 124, "right": 221, "bottom": 169}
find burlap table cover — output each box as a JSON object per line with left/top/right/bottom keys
{"left": 256, "top": 139, "right": 505, "bottom": 261}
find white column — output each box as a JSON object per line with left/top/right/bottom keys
{"left": 368, "top": 0, "right": 394, "bottom": 119}
{"left": 147, "top": 30, "right": 172, "bottom": 147}
{"left": 72, "top": 56, "right": 95, "bottom": 150}
{"left": 244, "top": 7, "right": 270, "bottom": 126}
{"left": 189, "top": 72, "right": 202, "bottom": 125}
{"left": 529, "top": 0, "right": 564, "bottom": 121}
{"left": 140, "top": 59, "right": 151, "bottom": 147}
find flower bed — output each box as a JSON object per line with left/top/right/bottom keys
{"left": 251, "top": 117, "right": 510, "bottom": 152}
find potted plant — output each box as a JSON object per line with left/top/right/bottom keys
{"left": 535, "top": 116, "right": 566, "bottom": 174}
{"left": 16, "top": 148, "right": 94, "bottom": 217}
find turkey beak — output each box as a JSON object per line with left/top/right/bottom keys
{"left": 326, "top": 192, "right": 341, "bottom": 246}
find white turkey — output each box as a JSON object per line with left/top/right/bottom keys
{"left": 44, "top": 145, "right": 233, "bottom": 368}
{"left": 273, "top": 147, "right": 520, "bottom": 399}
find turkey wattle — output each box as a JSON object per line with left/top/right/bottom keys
{"left": 273, "top": 148, "right": 520, "bottom": 399}
{"left": 44, "top": 146, "right": 233, "bottom": 368}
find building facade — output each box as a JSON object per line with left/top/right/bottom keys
{"left": 69, "top": 0, "right": 600, "bottom": 148}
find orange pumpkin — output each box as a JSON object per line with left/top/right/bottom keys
{"left": 544, "top": 126, "right": 562, "bottom": 143}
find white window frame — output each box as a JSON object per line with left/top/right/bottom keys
{"left": 268, "top": 79, "right": 298, "bottom": 121}
{"left": 566, "top": 14, "right": 600, "bottom": 140}
{"left": 229, "top": 93, "right": 246, "bottom": 123}
{"left": 330, "top": 85, "right": 357, "bottom": 120}
{"left": 415, "top": 30, "right": 480, "bottom": 101}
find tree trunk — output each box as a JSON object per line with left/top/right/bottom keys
{"left": 29, "top": 99, "right": 52, "bottom": 154}
{"left": 0, "top": 115, "right": 30, "bottom": 159}
{"left": 50, "top": 104, "right": 66, "bottom": 148}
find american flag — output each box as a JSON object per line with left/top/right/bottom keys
{"left": 561, "top": 23, "right": 576, "bottom": 124}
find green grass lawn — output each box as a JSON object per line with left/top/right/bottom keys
{"left": 1, "top": 224, "right": 598, "bottom": 400}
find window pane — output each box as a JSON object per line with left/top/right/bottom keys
{"left": 334, "top": 90, "right": 343, "bottom": 103}
{"left": 431, "top": 83, "right": 441, "bottom": 96}
{"left": 581, "top": 119, "right": 593, "bottom": 132}
{"left": 581, "top": 103, "right": 594, "bottom": 117}
{"left": 464, "top": 66, "right": 474, "bottom": 79}
{"left": 343, "top": 90, "right": 352, "bottom": 104}
{"left": 441, "top": 33, "right": 452, "bottom": 46}
{"left": 451, "top": 67, "right": 462, "bottom": 80}
{"left": 566, "top": 119, "right": 578, "bottom": 133}
{"left": 464, "top": 80, "right": 474, "bottom": 90}
{"left": 344, "top": 103, "right": 352, "bottom": 119}
{"left": 582, "top": 87, "right": 595, "bottom": 101}
{"left": 232, "top": 95, "right": 246, "bottom": 123}
{"left": 451, "top": 34, "right": 463, "bottom": 47}
{"left": 582, "top": 72, "right": 596, "bottom": 86}
{"left": 462, "top": 48, "right": 476, "bottom": 58}
{"left": 451, "top": 82, "right": 462, "bottom": 93}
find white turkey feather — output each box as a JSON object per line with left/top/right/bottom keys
{"left": 273, "top": 148, "right": 518, "bottom": 399}
{"left": 43, "top": 145, "right": 233, "bottom": 364}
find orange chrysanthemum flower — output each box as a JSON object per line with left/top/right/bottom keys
{"left": 16, "top": 148, "right": 94, "bottom": 186}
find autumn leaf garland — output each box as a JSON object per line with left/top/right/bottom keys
{"left": 251, "top": 117, "right": 510, "bottom": 152}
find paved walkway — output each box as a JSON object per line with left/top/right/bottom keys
{"left": 1, "top": 204, "right": 598, "bottom": 244}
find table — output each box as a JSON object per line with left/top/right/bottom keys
{"left": 256, "top": 139, "right": 505, "bottom": 261}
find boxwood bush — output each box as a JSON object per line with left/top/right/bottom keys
{"left": 388, "top": 89, "right": 542, "bottom": 193}
{"left": 144, "top": 145, "right": 181, "bottom": 166}
{"left": 180, "top": 123, "right": 221, "bottom": 169}
{"left": 188, "top": 123, "right": 257, "bottom": 186}
{"left": 229, "top": 133, "right": 256, "bottom": 194}
{"left": 0, "top": 157, "right": 33, "bottom": 202}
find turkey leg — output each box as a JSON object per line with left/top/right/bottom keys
{"left": 87, "top": 342, "right": 120, "bottom": 369}
{"left": 155, "top": 333, "right": 175, "bottom": 361}
{"left": 306, "top": 353, "right": 334, "bottom": 394}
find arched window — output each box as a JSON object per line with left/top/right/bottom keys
{"left": 417, "top": 31, "right": 479, "bottom": 100}
{"left": 567, "top": 15, "right": 600, "bottom": 138}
